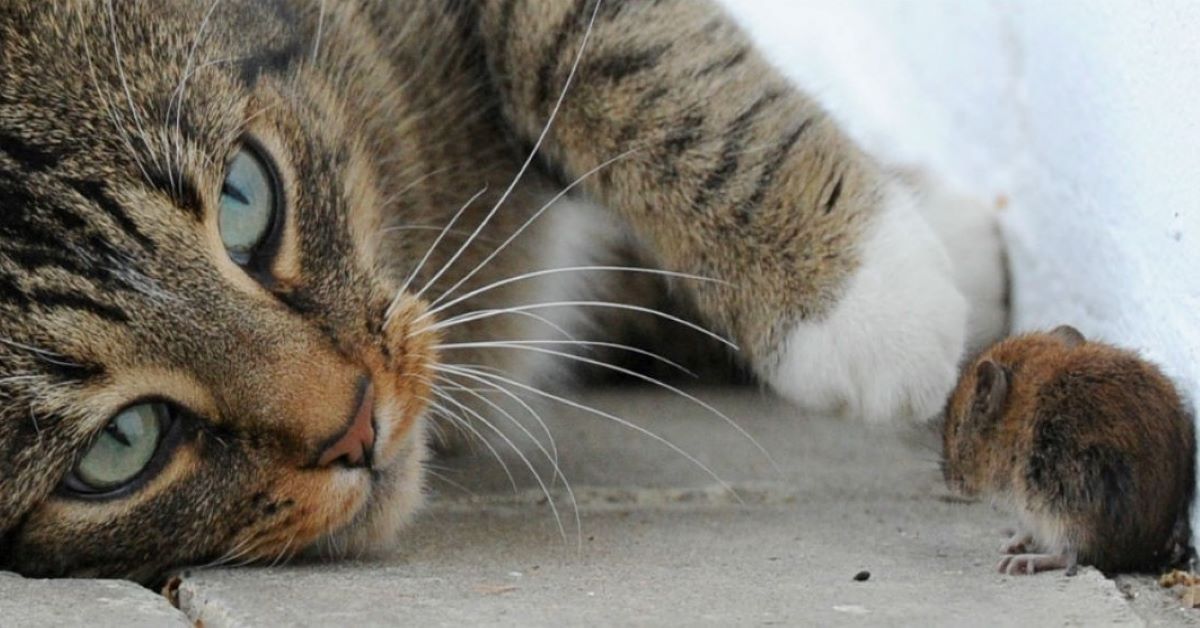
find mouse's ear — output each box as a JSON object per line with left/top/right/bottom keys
{"left": 972, "top": 359, "right": 1010, "bottom": 421}
{"left": 1050, "top": 325, "right": 1086, "bottom": 347}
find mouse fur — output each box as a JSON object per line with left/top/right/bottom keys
{"left": 941, "top": 325, "right": 1195, "bottom": 575}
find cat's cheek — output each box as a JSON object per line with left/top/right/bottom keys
{"left": 762, "top": 182, "right": 968, "bottom": 423}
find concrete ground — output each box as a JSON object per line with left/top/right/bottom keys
{"left": 3, "top": 387, "right": 1195, "bottom": 626}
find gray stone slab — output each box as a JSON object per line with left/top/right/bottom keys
{"left": 0, "top": 572, "right": 188, "bottom": 627}
{"left": 179, "top": 509, "right": 1141, "bottom": 627}
{"left": 174, "top": 388, "right": 1187, "bottom": 626}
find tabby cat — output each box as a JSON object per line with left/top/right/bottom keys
{"left": 0, "top": 0, "right": 1005, "bottom": 582}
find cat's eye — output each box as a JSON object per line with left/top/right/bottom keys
{"left": 219, "top": 144, "right": 280, "bottom": 266}
{"left": 63, "top": 403, "right": 173, "bottom": 496}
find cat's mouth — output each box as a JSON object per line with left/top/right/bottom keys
{"left": 294, "top": 369, "right": 431, "bottom": 559}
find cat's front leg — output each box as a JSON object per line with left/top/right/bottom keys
{"left": 475, "top": 0, "right": 976, "bottom": 422}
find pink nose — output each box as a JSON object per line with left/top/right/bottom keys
{"left": 317, "top": 383, "right": 376, "bottom": 469}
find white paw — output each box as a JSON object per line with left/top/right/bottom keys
{"left": 899, "top": 169, "right": 1010, "bottom": 354}
{"left": 764, "top": 182, "right": 968, "bottom": 423}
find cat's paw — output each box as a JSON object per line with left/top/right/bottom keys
{"left": 763, "top": 183, "right": 968, "bottom": 423}
{"left": 900, "top": 169, "right": 1009, "bottom": 354}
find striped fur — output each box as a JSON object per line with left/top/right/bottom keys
{"left": 0, "top": 0, "right": 1002, "bottom": 581}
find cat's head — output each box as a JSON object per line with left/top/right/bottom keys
{"left": 0, "top": 1, "right": 442, "bottom": 581}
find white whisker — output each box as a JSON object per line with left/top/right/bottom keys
{"left": 377, "top": 165, "right": 454, "bottom": 203}
{"left": 169, "top": 0, "right": 224, "bottom": 188}
{"left": 105, "top": 1, "right": 159, "bottom": 177}
{"left": 435, "top": 364, "right": 741, "bottom": 503}
{"left": 386, "top": 186, "right": 488, "bottom": 321}
{"left": 437, "top": 374, "right": 582, "bottom": 545}
{"left": 424, "top": 468, "right": 477, "bottom": 497}
{"left": 434, "top": 374, "right": 559, "bottom": 470}
{"left": 312, "top": 0, "right": 328, "bottom": 63}
{"left": 27, "top": 403, "right": 40, "bottom": 437}
{"left": 217, "top": 103, "right": 282, "bottom": 153}
{"left": 381, "top": 224, "right": 499, "bottom": 247}
{"left": 76, "top": 5, "right": 152, "bottom": 184}
{"left": 430, "top": 301, "right": 738, "bottom": 351}
{"left": 382, "top": 224, "right": 467, "bottom": 235}
{"left": 269, "top": 531, "right": 299, "bottom": 568}
{"left": 463, "top": 309, "right": 583, "bottom": 343}
{"left": 423, "top": 410, "right": 452, "bottom": 446}
{"left": 423, "top": 263, "right": 724, "bottom": 321}
{"left": 445, "top": 343, "right": 778, "bottom": 472}
{"left": 425, "top": 396, "right": 519, "bottom": 492}
{"left": 0, "top": 337, "right": 79, "bottom": 367}
{"left": 0, "top": 375, "right": 46, "bottom": 385}
{"left": 430, "top": 387, "right": 570, "bottom": 542}
{"left": 413, "top": 0, "right": 606, "bottom": 311}
{"left": 202, "top": 534, "right": 256, "bottom": 569}
{"left": 425, "top": 148, "right": 638, "bottom": 313}
{"left": 436, "top": 339, "right": 695, "bottom": 378}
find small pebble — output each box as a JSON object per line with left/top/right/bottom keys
{"left": 853, "top": 570, "right": 871, "bottom": 582}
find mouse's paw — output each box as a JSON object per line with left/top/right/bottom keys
{"left": 1001, "top": 532, "right": 1034, "bottom": 555}
{"left": 997, "top": 553, "right": 1070, "bottom": 575}
{"left": 763, "top": 183, "right": 967, "bottom": 423}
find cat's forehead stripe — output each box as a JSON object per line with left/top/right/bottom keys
{"left": 0, "top": 173, "right": 145, "bottom": 325}
{"left": 0, "top": 131, "right": 63, "bottom": 174}
{"left": 236, "top": 39, "right": 306, "bottom": 88}
{"left": 65, "top": 180, "right": 157, "bottom": 253}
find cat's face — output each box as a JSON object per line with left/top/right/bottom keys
{"left": 0, "top": 2, "right": 438, "bottom": 581}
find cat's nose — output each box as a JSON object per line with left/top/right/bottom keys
{"left": 317, "top": 381, "right": 376, "bottom": 469}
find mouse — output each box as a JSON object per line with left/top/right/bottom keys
{"left": 941, "top": 325, "right": 1195, "bottom": 575}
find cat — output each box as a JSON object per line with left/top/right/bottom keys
{"left": 0, "top": 0, "right": 1005, "bottom": 582}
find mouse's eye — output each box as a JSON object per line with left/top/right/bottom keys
{"left": 63, "top": 403, "right": 172, "bottom": 496}
{"left": 219, "top": 144, "right": 279, "bottom": 266}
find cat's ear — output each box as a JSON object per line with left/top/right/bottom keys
{"left": 971, "top": 359, "right": 1010, "bottom": 422}
{"left": 1050, "top": 325, "right": 1086, "bottom": 347}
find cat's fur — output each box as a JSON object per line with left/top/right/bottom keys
{"left": 0, "top": 0, "right": 1005, "bottom": 581}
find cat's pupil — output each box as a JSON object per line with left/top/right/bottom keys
{"left": 103, "top": 420, "right": 133, "bottom": 447}
{"left": 218, "top": 147, "right": 276, "bottom": 264}
{"left": 221, "top": 180, "right": 251, "bottom": 205}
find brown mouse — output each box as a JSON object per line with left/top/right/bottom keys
{"left": 941, "top": 325, "right": 1195, "bottom": 575}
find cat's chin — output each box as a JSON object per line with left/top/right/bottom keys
{"left": 304, "top": 413, "right": 430, "bottom": 560}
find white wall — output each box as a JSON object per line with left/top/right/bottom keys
{"left": 724, "top": 0, "right": 1200, "bottom": 528}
